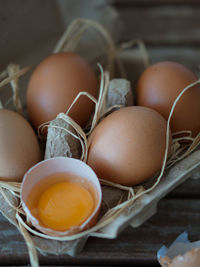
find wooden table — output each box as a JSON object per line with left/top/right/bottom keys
{"left": 0, "top": 1, "right": 200, "bottom": 266}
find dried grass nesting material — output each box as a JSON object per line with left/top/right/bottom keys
{"left": 0, "top": 18, "right": 200, "bottom": 267}
{"left": 44, "top": 72, "right": 133, "bottom": 162}
{"left": 53, "top": 18, "right": 126, "bottom": 78}
{"left": 0, "top": 18, "right": 134, "bottom": 267}
{"left": 0, "top": 64, "right": 30, "bottom": 113}
{"left": 14, "top": 67, "right": 200, "bottom": 267}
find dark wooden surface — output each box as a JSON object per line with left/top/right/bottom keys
{"left": 1, "top": 1, "right": 200, "bottom": 266}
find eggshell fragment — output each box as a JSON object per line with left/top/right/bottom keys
{"left": 136, "top": 61, "right": 200, "bottom": 136}
{"left": 87, "top": 106, "right": 171, "bottom": 186}
{"left": 158, "top": 232, "right": 200, "bottom": 267}
{"left": 0, "top": 109, "right": 41, "bottom": 182}
{"left": 159, "top": 248, "right": 200, "bottom": 267}
{"left": 26, "top": 52, "right": 98, "bottom": 130}
{"left": 21, "top": 157, "right": 102, "bottom": 237}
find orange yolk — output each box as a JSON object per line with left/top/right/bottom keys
{"left": 37, "top": 181, "right": 94, "bottom": 231}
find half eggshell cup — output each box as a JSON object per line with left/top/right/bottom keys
{"left": 21, "top": 157, "right": 102, "bottom": 237}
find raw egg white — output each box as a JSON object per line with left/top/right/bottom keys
{"left": 0, "top": 109, "right": 41, "bottom": 182}
{"left": 26, "top": 52, "right": 98, "bottom": 130}
{"left": 136, "top": 61, "right": 200, "bottom": 136}
{"left": 87, "top": 106, "right": 171, "bottom": 186}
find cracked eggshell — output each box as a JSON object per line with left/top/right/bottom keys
{"left": 21, "top": 157, "right": 102, "bottom": 237}
{"left": 159, "top": 248, "right": 200, "bottom": 267}
{"left": 158, "top": 232, "right": 200, "bottom": 267}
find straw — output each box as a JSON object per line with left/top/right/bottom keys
{"left": 15, "top": 78, "right": 200, "bottom": 242}
{"left": 0, "top": 17, "right": 200, "bottom": 267}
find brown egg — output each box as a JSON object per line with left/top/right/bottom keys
{"left": 136, "top": 61, "right": 200, "bottom": 136}
{"left": 26, "top": 52, "right": 98, "bottom": 130}
{"left": 0, "top": 109, "right": 41, "bottom": 182}
{"left": 87, "top": 106, "right": 171, "bottom": 186}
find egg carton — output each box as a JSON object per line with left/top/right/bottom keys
{"left": 0, "top": 149, "right": 199, "bottom": 258}
{"left": 39, "top": 149, "right": 200, "bottom": 255}
{"left": 59, "top": 149, "right": 199, "bottom": 256}
{"left": 89, "top": 149, "right": 200, "bottom": 238}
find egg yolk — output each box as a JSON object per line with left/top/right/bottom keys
{"left": 37, "top": 181, "right": 94, "bottom": 231}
